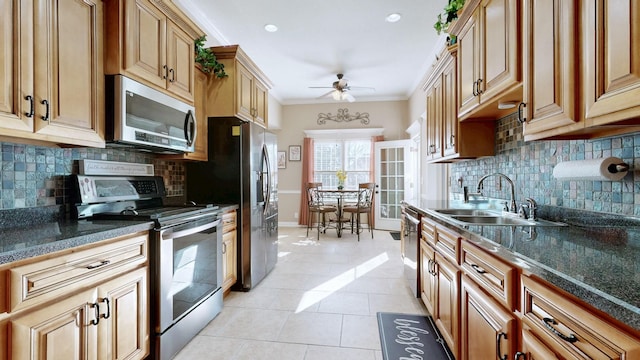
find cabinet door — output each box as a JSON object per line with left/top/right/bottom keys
{"left": 435, "top": 252, "right": 460, "bottom": 358}
{"left": 520, "top": 328, "right": 561, "bottom": 360}
{"left": 442, "top": 56, "right": 458, "bottom": 157}
{"left": 235, "top": 62, "right": 254, "bottom": 122}
{"left": 419, "top": 240, "right": 436, "bottom": 315}
{"left": 166, "top": 21, "right": 194, "bottom": 103}
{"left": 254, "top": 79, "right": 268, "bottom": 127}
{"left": 0, "top": 320, "right": 7, "bottom": 360}
{"left": 457, "top": 10, "right": 481, "bottom": 118}
{"left": 10, "top": 289, "right": 99, "bottom": 360}
{"left": 0, "top": 0, "right": 33, "bottom": 134}
{"left": 583, "top": 0, "right": 640, "bottom": 125}
{"left": 478, "top": 0, "right": 520, "bottom": 100}
{"left": 98, "top": 268, "right": 149, "bottom": 360}
{"left": 122, "top": 0, "right": 166, "bottom": 89}
{"left": 460, "top": 275, "right": 517, "bottom": 360}
{"left": 32, "top": 0, "right": 104, "bottom": 146}
{"left": 222, "top": 230, "right": 237, "bottom": 293}
{"left": 425, "top": 76, "right": 442, "bottom": 160}
{"left": 522, "top": 0, "right": 579, "bottom": 137}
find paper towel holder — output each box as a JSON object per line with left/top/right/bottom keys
{"left": 608, "top": 162, "right": 630, "bottom": 174}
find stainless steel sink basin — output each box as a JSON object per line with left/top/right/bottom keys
{"left": 433, "top": 209, "right": 500, "bottom": 216}
{"left": 449, "top": 215, "right": 567, "bottom": 227}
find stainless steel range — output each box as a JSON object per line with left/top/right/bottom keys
{"left": 71, "top": 171, "right": 223, "bottom": 360}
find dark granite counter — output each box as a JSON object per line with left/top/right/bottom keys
{"left": 0, "top": 204, "right": 239, "bottom": 266}
{"left": 404, "top": 199, "right": 640, "bottom": 333}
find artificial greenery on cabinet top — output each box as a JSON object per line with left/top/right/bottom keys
{"left": 434, "top": 0, "right": 465, "bottom": 35}
{"left": 195, "top": 36, "right": 227, "bottom": 78}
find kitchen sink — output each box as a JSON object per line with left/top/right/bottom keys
{"left": 433, "top": 209, "right": 501, "bottom": 216}
{"left": 431, "top": 209, "right": 567, "bottom": 227}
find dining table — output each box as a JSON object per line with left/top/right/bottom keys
{"left": 318, "top": 188, "right": 360, "bottom": 237}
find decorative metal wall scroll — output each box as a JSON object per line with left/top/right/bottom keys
{"left": 317, "top": 108, "right": 370, "bottom": 125}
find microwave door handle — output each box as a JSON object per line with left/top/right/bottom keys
{"left": 184, "top": 110, "right": 196, "bottom": 147}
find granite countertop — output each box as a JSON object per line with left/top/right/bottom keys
{"left": 0, "top": 204, "right": 239, "bottom": 266}
{"left": 404, "top": 199, "right": 640, "bottom": 333}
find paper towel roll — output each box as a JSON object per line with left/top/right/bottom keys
{"left": 552, "top": 157, "right": 629, "bottom": 181}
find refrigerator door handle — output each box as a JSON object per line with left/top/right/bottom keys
{"left": 262, "top": 145, "right": 271, "bottom": 215}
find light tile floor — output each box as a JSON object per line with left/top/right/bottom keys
{"left": 174, "top": 225, "right": 427, "bottom": 360}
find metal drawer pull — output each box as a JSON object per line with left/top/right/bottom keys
{"left": 25, "top": 95, "right": 34, "bottom": 117}
{"left": 91, "top": 302, "right": 100, "bottom": 325}
{"left": 514, "top": 351, "right": 526, "bottom": 359}
{"left": 471, "top": 263, "right": 487, "bottom": 274}
{"left": 41, "top": 99, "right": 49, "bottom": 121}
{"left": 86, "top": 260, "right": 110, "bottom": 269}
{"left": 496, "top": 332, "right": 508, "bottom": 360}
{"left": 543, "top": 317, "right": 578, "bottom": 343}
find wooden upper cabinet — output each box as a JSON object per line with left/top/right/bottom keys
{"left": 0, "top": 0, "right": 104, "bottom": 147}
{"left": 453, "top": 0, "right": 521, "bottom": 121}
{"left": 207, "top": 45, "right": 272, "bottom": 127}
{"left": 425, "top": 73, "right": 443, "bottom": 160}
{"left": 522, "top": 0, "right": 580, "bottom": 139}
{"left": 105, "top": 0, "right": 199, "bottom": 104}
{"left": 583, "top": 0, "right": 640, "bottom": 126}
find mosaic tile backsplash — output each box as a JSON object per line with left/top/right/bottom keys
{"left": 0, "top": 141, "right": 185, "bottom": 210}
{"left": 450, "top": 112, "right": 640, "bottom": 216}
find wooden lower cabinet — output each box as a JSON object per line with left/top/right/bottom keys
{"left": 434, "top": 252, "right": 460, "bottom": 358}
{"left": 420, "top": 239, "right": 436, "bottom": 316}
{"left": 222, "top": 210, "right": 238, "bottom": 294}
{"left": 460, "top": 274, "right": 517, "bottom": 360}
{"left": 10, "top": 267, "right": 148, "bottom": 360}
{"left": 518, "top": 328, "right": 562, "bottom": 359}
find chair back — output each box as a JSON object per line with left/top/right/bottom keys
{"left": 355, "top": 183, "right": 375, "bottom": 210}
{"left": 306, "top": 182, "right": 324, "bottom": 206}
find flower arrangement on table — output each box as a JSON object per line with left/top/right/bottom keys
{"left": 336, "top": 170, "right": 347, "bottom": 190}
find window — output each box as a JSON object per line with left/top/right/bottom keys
{"left": 314, "top": 139, "right": 371, "bottom": 188}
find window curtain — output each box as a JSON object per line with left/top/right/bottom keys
{"left": 298, "top": 137, "right": 314, "bottom": 226}
{"left": 369, "top": 135, "right": 384, "bottom": 228}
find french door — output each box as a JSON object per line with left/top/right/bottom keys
{"left": 374, "top": 140, "right": 416, "bottom": 231}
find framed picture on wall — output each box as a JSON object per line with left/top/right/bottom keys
{"left": 289, "top": 145, "right": 301, "bottom": 161}
{"left": 277, "top": 151, "right": 286, "bottom": 169}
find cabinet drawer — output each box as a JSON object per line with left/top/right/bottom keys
{"left": 421, "top": 217, "right": 437, "bottom": 247}
{"left": 521, "top": 275, "right": 640, "bottom": 359}
{"left": 9, "top": 233, "right": 148, "bottom": 312}
{"left": 222, "top": 210, "right": 237, "bottom": 233}
{"left": 460, "top": 241, "right": 517, "bottom": 311}
{"left": 436, "top": 226, "right": 460, "bottom": 265}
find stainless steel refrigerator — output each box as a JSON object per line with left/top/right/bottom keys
{"left": 186, "top": 118, "right": 278, "bottom": 290}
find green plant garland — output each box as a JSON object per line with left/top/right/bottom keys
{"left": 194, "top": 36, "right": 227, "bottom": 78}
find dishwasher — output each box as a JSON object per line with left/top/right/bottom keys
{"left": 402, "top": 205, "right": 421, "bottom": 297}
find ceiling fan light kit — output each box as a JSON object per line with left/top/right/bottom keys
{"left": 309, "top": 73, "right": 375, "bottom": 102}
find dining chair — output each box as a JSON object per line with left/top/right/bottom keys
{"left": 343, "top": 182, "right": 375, "bottom": 241}
{"left": 306, "top": 182, "right": 338, "bottom": 240}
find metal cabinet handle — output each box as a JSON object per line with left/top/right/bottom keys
{"left": 476, "top": 78, "right": 483, "bottom": 94}
{"left": 40, "top": 99, "right": 49, "bottom": 121}
{"left": 518, "top": 102, "right": 527, "bottom": 124}
{"left": 449, "top": 134, "right": 455, "bottom": 147}
{"left": 471, "top": 263, "right": 487, "bottom": 274}
{"left": 472, "top": 80, "right": 478, "bottom": 96}
{"left": 496, "top": 332, "right": 508, "bottom": 360}
{"left": 25, "top": 95, "right": 34, "bottom": 117}
{"left": 101, "top": 297, "right": 110, "bottom": 320}
{"left": 222, "top": 242, "right": 227, "bottom": 254}
{"left": 86, "top": 260, "right": 110, "bottom": 269}
{"left": 514, "top": 351, "right": 526, "bottom": 360}
{"left": 429, "top": 144, "right": 436, "bottom": 154}
{"left": 543, "top": 317, "right": 578, "bottom": 343}
{"left": 163, "top": 65, "right": 168, "bottom": 79}
{"left": 169, "top": 68, "right": 175, "bottom": 83}
{"left": 91, "top": 302, "right": 100, "bottom": 325}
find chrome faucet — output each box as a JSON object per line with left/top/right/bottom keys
{"left": 525, "top": 197, "right": 537, "bottom": 221}
{"left": 476, "top": 173, "right": 517, "bottom": 213}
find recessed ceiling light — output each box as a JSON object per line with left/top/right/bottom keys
{"left": 264, "top": 24, "right": 278, "bottom": 32}
{"left": 385, "top": 13, "right": 402, "bottom": 23}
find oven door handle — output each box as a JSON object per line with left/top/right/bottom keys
{"left": 161, "top": 218, "right": 221, "bottom": 240}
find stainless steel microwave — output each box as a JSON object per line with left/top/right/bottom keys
{"left": 106, "top": 75, "right": 196, "bottom": 153}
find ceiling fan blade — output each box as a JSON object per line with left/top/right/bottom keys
{"left": 309, "top": 86, "right": 334, "bottom": 89}
{"left": 349, "top": 86, "right": 376, "bottom": 92}
{"left": 343, "top": 92, "right": 356, "bottom": 102}
{"left": 316, "top": 90, "right": 334, "bottom": 98}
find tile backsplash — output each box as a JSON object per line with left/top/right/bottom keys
{"left": 450, "top": 112, "right": 640, "bottom": 216}
{"left": 0, "top": 141, "right": 185, "bottom": 210}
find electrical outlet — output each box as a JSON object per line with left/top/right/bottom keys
{"left": 294, "top": 212, "right": 298, "bottom": 219}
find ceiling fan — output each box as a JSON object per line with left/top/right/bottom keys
{"left": 309, "top": 74, "right": 375, "bottom": 102}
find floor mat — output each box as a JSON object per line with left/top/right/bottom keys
{"left": 389, "top": 231, "right": 401, "bottom": 240}
{"left": 377, "top": 312, "right": 454, "bottom": 360}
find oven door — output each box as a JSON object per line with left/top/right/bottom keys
{"left": 155, "top": 213, "right": 222, "bottom": 333}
